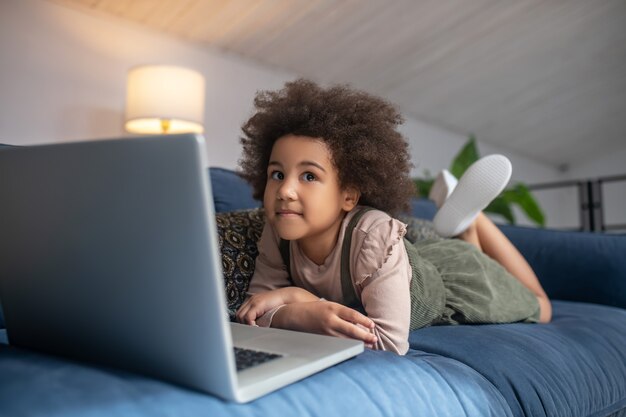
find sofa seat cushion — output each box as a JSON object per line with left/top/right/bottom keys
{"left": 0, "top": 335, "right": 511, "bottom": 417}
{"left": 409, "top": 300, "right": 626, "bottom": 417}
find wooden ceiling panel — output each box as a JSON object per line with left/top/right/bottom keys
{"left": 47, "top": 0, "right": 626, "bottom": 166}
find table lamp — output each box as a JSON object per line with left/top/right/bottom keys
{"left": 125, "top": 65, "right": 205, "bottom": 134}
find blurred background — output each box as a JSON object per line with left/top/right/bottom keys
{"left": 1, "top": 0, "right": 624, "bottom": 231}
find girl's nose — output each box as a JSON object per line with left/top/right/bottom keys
{"left": 277, "top": 179, "right": 297, "bottom": 201}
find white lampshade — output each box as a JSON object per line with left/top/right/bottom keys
{"left": 125, "top": 65, "right": 206, "bottom": 134}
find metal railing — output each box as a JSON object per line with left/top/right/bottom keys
{"left": 528, "top": 174, "right": 626, "bottom": 233}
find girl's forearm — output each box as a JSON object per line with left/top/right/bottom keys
{"left": 280, "top": 287, "right": 321, "bottom": 304}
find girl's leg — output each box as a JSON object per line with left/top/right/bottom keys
{"left": 458, "top": 213, "right": 552, "bottom": 322}
{"left": 431, "top": 154, "right": 551, "bottom": 322}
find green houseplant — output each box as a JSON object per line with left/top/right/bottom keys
{"left": 414, "top": 136, "right": 546, "bottom": 227}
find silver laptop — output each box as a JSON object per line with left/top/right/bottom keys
{"left": 0, "top": 134, "right": 363, "bottom": 403}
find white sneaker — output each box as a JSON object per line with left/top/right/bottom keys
{"left": 428, "top": 169, "right": 458, "bottom": 208}
{"left": 433, "top": 155, "right": 512, "bottom": 238}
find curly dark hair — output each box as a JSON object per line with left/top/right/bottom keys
{"left": 239, "top": 79, "right": 415, "bottom": 215}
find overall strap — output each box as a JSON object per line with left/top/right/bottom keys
{"left": 278, "top": 238, "right": 294, "bottom": 284}
{"left": 340, "top": 207, "right": 375, "bottom": 313}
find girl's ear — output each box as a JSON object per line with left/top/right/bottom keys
{"left": 342, "top": 187, "right": 361, "bottom": 211}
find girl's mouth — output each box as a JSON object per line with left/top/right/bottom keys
{"left": 277, "top": 209, "right": 302, "bottom": 217}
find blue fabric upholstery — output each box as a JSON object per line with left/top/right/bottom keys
{"left": 409, "top": 197, "right": 437, "bottom": 220}
{"left": 501, "top": 225, "right": 626, "bottom": 309}
{"left": 3, "top": 301, "right": 624, "bottom": 416}
{"left": 409, "top": 301, "right": 626, "bottom": 417}
{"left": 0, "top": 333, "right": 511, "bottom": 417}
{"left": 209, "top": 167, "right": 261, "bottom": 213}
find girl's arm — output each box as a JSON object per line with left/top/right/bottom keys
{"left": 267, "top": 235, "right": 411, "bottom": 352}
{"left": 349, "top": 215, "right": 414, "bottom": 354}
{"left": 236, "top": 287, "right": 320, "bottom": 325}
{"left": 271, "top": 300, "right": 378, "bottom": 348}
{"left": 237, "top": 221, "right": 320, "bottom": 325}
{"left": 353, "top": 238, "right": 412, "bottom": 354}
{"left": 238, "top": 288, "right": 380, "bottom": 348}
{"left": 235, "top": 220, "right": 292, "bottom": 324}
{"left": 245, "top": 220, "right": 379, "bottom": 347}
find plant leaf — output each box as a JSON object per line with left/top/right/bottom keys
{"left": 485, "top": 196, "right": 515, "bottom": 224}
{"left": 413, "top": 178, "right": 434, "bottom": 199}
{"left": 450, "top": 135, "right": 480, "bottom": 178}
{"left": 502, "top": 184, "right": 545, "bottom": 227}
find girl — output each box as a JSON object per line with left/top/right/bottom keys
{"left": 236, "top": 79, "right": 551, "bottom": 355}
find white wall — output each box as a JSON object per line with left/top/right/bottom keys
{"left": 565, "top": 147, "right": 626, "bottom": 230}
{"left": 1, "top": 0, "right": 567, "bottom": 226}
{"left": 0, "top": 0, "right": 291, "bottom": 169}
{"left": 566, "top": 146, "right": 626, "bottom": 179}
{"left": 402, "top": 118, "right": 561, "bottom": 185}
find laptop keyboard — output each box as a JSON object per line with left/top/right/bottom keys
{"left": 234, "top": 347, "right": 283, "bottom": 372}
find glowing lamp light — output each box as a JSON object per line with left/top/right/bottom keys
{"left": 125, "top": 65, "right": 205, "bottom": 134}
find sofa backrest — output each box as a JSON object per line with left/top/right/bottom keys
{"left": 209, "top": 167, "right": 261, "bottom": 213}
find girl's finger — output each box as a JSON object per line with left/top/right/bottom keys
{"left": 236, "top": 305, "right": 248, "bottom": 323}
{"left": 337, "top": 306, "right": 375, "bottom": 329}
{"left": 333, "top": 318, "right": 377, "bottom": 344}
{"left": 237, "top": 304, "right": 255, "bottom": 325}
{"left": 242, "top": 311, "right": 256, "bottom": 326}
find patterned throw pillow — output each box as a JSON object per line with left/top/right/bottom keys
{"left": 215, "top": 208, "right": 265, "bottom": 320}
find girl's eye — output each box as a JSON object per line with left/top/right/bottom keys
{"left": 270, "top": 171, "right": 284, "bottom": 180}
{"left": 302, "top": 172, "right": 316, "bottom": 182}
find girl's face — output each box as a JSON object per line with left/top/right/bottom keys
{"left": 264, "top": 135, "right": 359, "bottom": 250}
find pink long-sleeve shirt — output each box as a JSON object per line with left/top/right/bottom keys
{"left": 247, "top": 208, "right": 412, "bottom": 355}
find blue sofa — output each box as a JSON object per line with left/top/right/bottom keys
{"left": 1, "top": 166, "right": 625, "bottom": 417}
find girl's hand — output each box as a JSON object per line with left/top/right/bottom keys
{"left": 272, "top": 301, "right": 378, "bottom": 348}
{"left": 236, "top": 287, "right": 319, "bottom": 325}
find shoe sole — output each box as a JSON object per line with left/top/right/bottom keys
{"left": 433, "top": 155, "right": 512, "bottom": 237}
